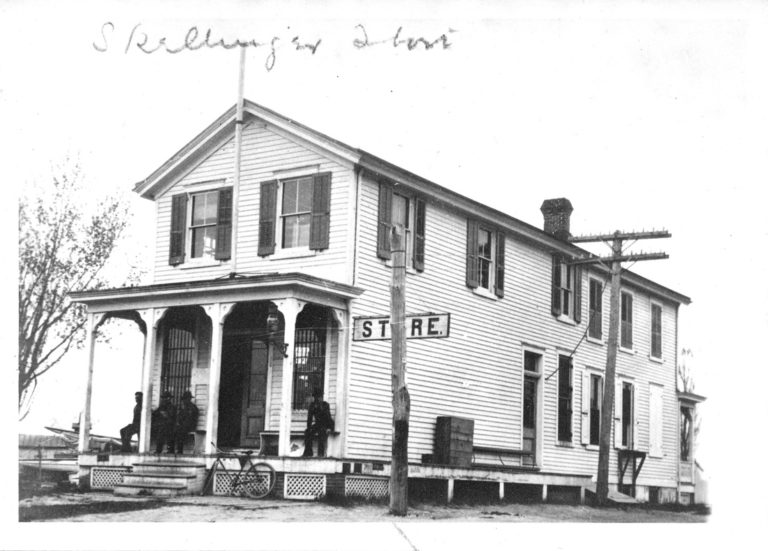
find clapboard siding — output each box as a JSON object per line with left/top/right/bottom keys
{"left": 345, "top": 174, "right": 681, "bottom": 488}
{"left": 152, "top": 121, "right": 353, "bottom": 285}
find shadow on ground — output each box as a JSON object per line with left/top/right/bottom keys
{"left": 19, "top": 500, "right": 166, "bottom": 521}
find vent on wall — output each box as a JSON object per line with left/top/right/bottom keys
{"left": 345, "top": 476, "right": 389, "bottom": 499}
{"left": 91, "top": 467, "right": 131, "bottom": 489}
{"left": 284, "top": 474, "right": 326, "bottom": 500}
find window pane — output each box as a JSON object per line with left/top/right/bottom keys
{"left": 283, "top": 180, "right": 298, "bottom": 214}
{"left": 282, "top": 213, "right": 311, "bottom": 248}
{"left": 192, "top": 191, "right": 218, "bottom": 225}
{"left": 297, "top": 177, "right": 313, "bottom": 213}
{"left": 392, "top": 194, "right": 409, "bottom": 228}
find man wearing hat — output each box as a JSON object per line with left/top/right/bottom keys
{"left": 119, "top": 391, "right": 143, "bottom": 452}
{"left": 174, "top": 390, "right": 199, "bottom": 454}
{"left": 152, "top": 391, "right": 177, "bottom": 454}
{"left": 303, "top": 388, "right": 334, "bottom": 457}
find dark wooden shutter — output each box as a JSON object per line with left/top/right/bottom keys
{"left": 466, "top": 219, "right": 479, "bottom": 288}
{"left": 413, "top": 198, "right": 426, "bottom": 272}
{"left": 309, "top": 172, "right": 331, "bottom": 251}
{"left": 214, "top": 187, "right": 233, "bottom": 261}
{"left": 258, "top": 180, "right": 278, "bottom": 256}
{"left": 573, "top": 265, "right": 583, "bottom": 323}
{"left": 169, "top": 194, "right": 187, "bottom": 266}
{"left": 551, "top": 255, "right": 562, "bottom": 316}
{"left": 377, "top": 182, "right": 393, "bottom": 259}
{"left": 494, "top": 232, "right": 505, "bottom": 298}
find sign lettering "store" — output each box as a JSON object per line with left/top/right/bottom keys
{"left": 353, "top": 313, "right": 450, "bottom": 341}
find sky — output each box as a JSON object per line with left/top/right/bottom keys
{"left": 3, "top": 0, "right": 768, "bottom": 541}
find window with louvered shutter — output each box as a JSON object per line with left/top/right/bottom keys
{"left": 377, "top": 182, "right": 393, "bottom": 260}
{"left": 215, "top": 187, "right": 233, "bottom": 260}
{"left": 413, "top": 198, "right": 426, "bottom": 271}
{"left": 309, "top": 172, "right": 331, "bottom": 251}
{"left": 258, "top": 180, "right": 278, "bottom": 256}
{"left": 169, "top": 194, "right": 187, "bottom": 265}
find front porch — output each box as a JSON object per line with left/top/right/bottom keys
{"left": 70, "top": 273, "right": 363, "bottom": 471}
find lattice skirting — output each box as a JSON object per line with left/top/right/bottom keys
{"left": 284, "top": 474, "right": 326, "bottom": 500}
{"left": 345, "top": 476, "right": 390, "bottom": 499}
{"left": 213, "top": 471, "right": 271, "bottom": 496}
{"left": 91, "top": 467, "right": 131, "bottom": 489}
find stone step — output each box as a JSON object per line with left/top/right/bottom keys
{"left": 132, "top": 462, "right": 206, "bottom": 476}
{"left": 123, "top": 472, "right": 200, "bottom": 487}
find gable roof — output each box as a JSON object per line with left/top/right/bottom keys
{"left": 133, "top": 100, "right": 691, "bottom": 306}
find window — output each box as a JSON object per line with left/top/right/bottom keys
{"left": 557, "top": 355, "right": 573, "bottom": 442}
{"left": 292, "top": 306, "right": 328, "bottom": 410}
{"left": 466, "top": 220, "right": 505, "bottom": 297}
{"left": 621, "top": 382, "right": 634, "bottom": 448}
{"left": 281, "top": 176, "right": 313, "bottom": 248}
{"left": 588, "top": 279, "right": 603, "bottom": 339}
{"left": 377, "top": 182, "right": 426, "bottom": 271}
{"left": 190, "top": 190, "right": 219, "bottom": 258}
{"left": 258, "top": 173, "right": 331, "bottom": 256}
{"left": 589, "top": 374, "right": 603, "bottom": 445}
{"left": 169, "top": 187, "right": 232, "bottom": 265}
{"left": 620, "top": 292, "right": 633, "bottom": 349}
{"left": 680, "top": 405, "right": 693, "bottom": 461}
{"left": 651, "top": 303, "right": 662, "bottom": 358}
{"left": 551, "top": 256, "right": 582, "bottom": 322}
{"left": 160, "top": 315, "right": 196, "bottom": 409}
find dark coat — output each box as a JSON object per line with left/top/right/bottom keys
{"left": 176, "top": 400, "right": 199, "bottom": 433}
{"left": 307, "top": 400, "right": 334, "bottom": 431}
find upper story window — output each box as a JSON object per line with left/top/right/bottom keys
{"left": 466, "top": 220, "right": 505, "bottom": 298}
{"left": 650, "top": 303, "right": 663, "bottom": 359}
{"left": 588, "top": 278, "right": 603, "bottom": 340}
{"left": 620, "top": 291, "right": 633, "bottom": 349}
{"left": 168, "top": 186, "right": 232, "bottom": 266}
{"left": 281, "top": 176, "right": 313, "bottom": 248}
{"left": 258, "top": 173, "right": 331, "bottom": 256}
{"left": 377, "top": 181, "right": 425, "bottom": 271}
{"left": 551, "top": 255, "right": 582, "bottom": 323}
{"left": 190, "top": 190, "right": 219, "bottom": 258}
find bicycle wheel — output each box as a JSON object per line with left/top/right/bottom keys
{"left": 241, "top": 462, "right": 276, "bottom": 499}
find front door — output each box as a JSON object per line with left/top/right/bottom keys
{"left": 240, "top": 340, "right": 269, "bottom": 447}
{"left": 522, "top": 375, "right": 537, "bottom": 466}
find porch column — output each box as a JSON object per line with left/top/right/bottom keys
{"left": 446, "top": 479, "right": 455, "bottom": 504}
{"left": 276, "top": 298, "right": 304, "bottom": 456}
{"left": 499, "top": 482, "right": 505, "bottom": 501}
{"left": 137, "top": 308, "right": 166, "bottom": 453}
{"left": 204, "top": 303, "right": 235, "bottom": 455}
{"left": 330, "top": 307, "right": 350, "bottom": 458}
{"left": 78, "top": 312, "right": 105, "bottom": 453}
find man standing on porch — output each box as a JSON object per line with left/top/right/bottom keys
{"left": 303, "top": 388, "right": 334, "bottom": 457}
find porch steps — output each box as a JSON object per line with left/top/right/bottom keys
{"left": 585, "top": 485, "right": 642, "bottom": 505}
{"left": 114, "top": 460, "right": 206, "bottom": 497}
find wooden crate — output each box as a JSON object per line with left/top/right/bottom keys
{"left": 433, "top": 416, "right": 474, "bottom": 467}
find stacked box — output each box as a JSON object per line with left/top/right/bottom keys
{"left": 433, "top": 416, "right": 474, "bottom": 467}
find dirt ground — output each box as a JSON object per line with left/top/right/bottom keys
{"left": 18, "top": 490, "right": 708, "bottom": 523}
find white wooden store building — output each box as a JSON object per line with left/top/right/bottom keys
{"left": 71, "top": 100, "right": 702, "bottom": 503}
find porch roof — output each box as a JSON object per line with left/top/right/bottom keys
{"left": 69, "top": 272, "right": 364, "bottom": 313}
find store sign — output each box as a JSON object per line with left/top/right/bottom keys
{"left": 353, "top": 313, "right": 450, "bottom": 341}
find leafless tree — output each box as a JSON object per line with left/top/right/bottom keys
{"left": 678, "top": 348, "right": 701, "bottom": 461}
{"left": 18, "top": 162, "right": 131, "bottom": 419}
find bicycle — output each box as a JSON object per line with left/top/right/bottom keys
{"left": 201, "top": 443, "right": 276, "bottom": 498}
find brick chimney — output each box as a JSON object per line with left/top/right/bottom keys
{"left": 540, "top": 198, "right": 573, "bottom": 241}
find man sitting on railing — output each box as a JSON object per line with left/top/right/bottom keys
{"left": 119, "top": 391, "right": 143, "bottom": 452}
{"left": 302, "top": 388, "right": 334, "bottom": 457}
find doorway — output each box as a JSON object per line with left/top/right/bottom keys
{"left": 522, "top": 351, "right": 542, "bottom": 466}
{"left": 217, "top": 335, "right": 269, "bottom": 449}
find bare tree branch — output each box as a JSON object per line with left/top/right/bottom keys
{"left": 17, "top": 162, "right": 132, "bottom": 420}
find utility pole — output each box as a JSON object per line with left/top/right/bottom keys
{"left": 569, "top": 230, "right": 670, "bottom": 506}
{"left": 389, "top": 225, "right": 410, "bottom": 516}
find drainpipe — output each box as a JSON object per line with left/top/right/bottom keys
{"left": 231, "top": 47, "right": 246, "bottom": 274}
